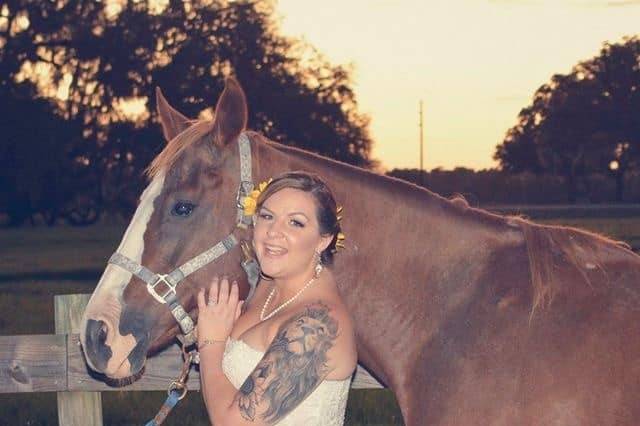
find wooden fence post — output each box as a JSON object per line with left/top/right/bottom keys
{"left": 55, "top": 294, "right": 103, "bottom": 426}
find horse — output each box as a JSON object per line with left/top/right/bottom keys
{"left": 80, "top": 77, "right": 640, "bottom": 425}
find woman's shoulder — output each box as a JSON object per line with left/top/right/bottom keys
{"left": 277, "top": 298, "right": 357, "bottom": 380}
{"left": 284, "top": 288, "right": 354, "bottom": 336}
{"left": 285, "top": 298, "right": 352, "bottom": 333}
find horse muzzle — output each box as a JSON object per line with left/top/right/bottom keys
{"left": 82, "top": 307, "right": 151, "bottom": 380}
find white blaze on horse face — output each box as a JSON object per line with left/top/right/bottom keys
{"left": 80, "top": 174, "right": 165, "bottom": 369}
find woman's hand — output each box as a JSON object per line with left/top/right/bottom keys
{"left": 197, "top": 276, "right": 244, "bottom": 345}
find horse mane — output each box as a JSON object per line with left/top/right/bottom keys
{"left": 258, "top": 135, "right": 476, "bottom": 211}
{"left": 449, "top": 193, "right": 470, "bottom": 208}
{"left": 510, "top": 216, "right": 636, "bottom": 316}
{"left": 146, "top": 120, "right": 215, "bottom": 178}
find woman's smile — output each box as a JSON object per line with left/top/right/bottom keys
{"left": 263, "top": 243, "right": 288, "bottom": 257}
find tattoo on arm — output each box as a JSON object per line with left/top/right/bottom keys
{"left": 234, "top": 302, "right": 339, "bottom": 423}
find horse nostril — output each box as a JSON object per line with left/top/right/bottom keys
{"left": 88, "top": 319, "right": 109, "bottom": 344}
{"left": 85, "top": 319, "right": 112, "bottom": 372}
{"left": 98, "top": 322, "right": 108, "bottom": 345}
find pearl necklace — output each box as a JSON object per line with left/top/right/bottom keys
{"left": 260, "top": 275, "right": 318, "bottom": 322}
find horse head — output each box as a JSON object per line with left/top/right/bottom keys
{"left": 80, "top": 78, "right": 256, "bottom": 383}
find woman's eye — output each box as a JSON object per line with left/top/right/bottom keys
{"left": 171, "top": 201, "right": 195, "bottom": 217}
{"left": 290, "top": 219, "right": 304, "bottom": 228}
{"left": 258, "top": 213, "right": 272, "bottom": 220}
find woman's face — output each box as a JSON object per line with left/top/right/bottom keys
{"left": 253, "top": 188, "right": 332, "bottom": 280}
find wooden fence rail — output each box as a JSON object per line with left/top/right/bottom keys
{"left": 0, "top": 294, "right": 384, "bottom": 425}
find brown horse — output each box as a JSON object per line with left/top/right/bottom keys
{"left": 80, "top": 78, "right": 640, "bottom": 425}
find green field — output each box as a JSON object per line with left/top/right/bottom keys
{"left": 1, "top": 214, "right": 638, "bottom": 425}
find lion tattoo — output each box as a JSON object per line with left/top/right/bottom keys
{"left": 235, "top": 302, "right": 339, "bottom": 423}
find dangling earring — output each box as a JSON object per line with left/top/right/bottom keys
{"left": 314, "top": 251, "right": 323, "bottom": 278}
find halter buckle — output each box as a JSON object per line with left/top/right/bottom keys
{"left": 235, "top": 180, "right": 254, "bottom": 209}
{"left": 147, "top": 274, "right": 176, "bottom": 304}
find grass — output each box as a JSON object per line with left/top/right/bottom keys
{"left": 539, "top": 217, "right": 640, "bottom": 246}
{"left": 0, "top": 224, "right": 124, "bottom": 277}
{"left": 1, "top": 212, "right": 638, "bottom": 425}
{"left": 0, "top": 389, "right": 403, "bottom": 426}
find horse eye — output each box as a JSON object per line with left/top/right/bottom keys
{"left": 171, "top": 201, "right": 195, "bottom": 217}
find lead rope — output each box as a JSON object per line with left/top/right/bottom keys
{"left": 145, "top": 343, "right": 198, "bottom": 426}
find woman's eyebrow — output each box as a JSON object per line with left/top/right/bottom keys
{"left": 260, "top": 206, "right": 309, "bottom": 220}
{"left": 288, "top": 212, "right": 309, "bottom": 220}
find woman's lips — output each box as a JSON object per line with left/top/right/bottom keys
{"left": 263, "top": 243, "right": 287, "bottom": 257}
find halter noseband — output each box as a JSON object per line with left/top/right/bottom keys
{"left": 107, "top": 132, "right": 259, "bottom": 346}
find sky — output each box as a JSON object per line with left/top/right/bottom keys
{"left": 274, "top": 0, "right": 640, "bottom": 171}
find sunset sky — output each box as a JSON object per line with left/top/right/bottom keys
{"left": 275, "top": 0, "right": 640, "bottom": 171}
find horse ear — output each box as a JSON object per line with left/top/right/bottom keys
{"left": 212, "top": 77, "right": 248, "bottom": 147}
{"left": 156, "top": 87, "right": 190, "bottom": 142}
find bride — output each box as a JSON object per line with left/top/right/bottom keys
{"left": 196, "top": 171, "right": 357, "bottom": 425}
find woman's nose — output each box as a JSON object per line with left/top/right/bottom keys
{"left": 266, "top": 220, "right": 285, "bottom": 237}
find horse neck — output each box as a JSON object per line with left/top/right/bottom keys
{"left": 253, "top": 137, "right": 511, "bottom": 263}
{"left": 251, "top": 137, "right": 526, "bottom": 383}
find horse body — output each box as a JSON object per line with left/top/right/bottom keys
{"left": 247, "top": 136, "right": 640, "bottom": 424}
{"left": 81, "top": 79, "right": 640, "bottom": 424}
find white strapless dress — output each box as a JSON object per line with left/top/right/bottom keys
{"left": 222, "top": 337, "right": 352, "bottom": 425}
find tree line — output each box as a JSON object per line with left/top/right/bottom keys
{"left": 1, "top": 1, "right": 639, "bottom": 226}
{"left": 392, "top": 36, "right": 640, "bottom": 205}
{"left": 0, "top": 0, "right": 374, "bottom": 226}
{"left": 493, "top": 36, "right": 640, "bottom": 203}
{"left": 388, "top": 168, "right": 640, "bottom": 206}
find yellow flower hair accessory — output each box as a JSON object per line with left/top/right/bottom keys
{"left": 242, "top": 179, "right": 272, "bottom": 216}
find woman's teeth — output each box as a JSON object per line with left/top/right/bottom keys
{"left": 265, "top": 245, "right": 286, "bottom": 255}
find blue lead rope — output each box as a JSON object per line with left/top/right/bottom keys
{"left": 145, "top": 346, "right": 197, "bottom": 426}
{"left": 145, "top": 388, "right": 182, "bottom": 426}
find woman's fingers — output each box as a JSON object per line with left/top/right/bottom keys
{"left": 229, "top": 281, "right": 239, "bottom": 306}
{"left": 197, "top": 288, "right": 206, "bottom": 310}
{"left": 208, "top": 276, "right": 220, "bottom": 304}
{"left": 235, "top": 300, "right": 244, "bottom": 320}
{"left": 218, "top": 276, "right": 230, "bottom": 304}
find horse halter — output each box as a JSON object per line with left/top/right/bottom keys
{"left": 106, "top": 132, "right": 260, "bottom": 347}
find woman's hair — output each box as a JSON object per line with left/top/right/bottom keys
{"left": 256, "top": 171, "right": 342, "bottom": 265}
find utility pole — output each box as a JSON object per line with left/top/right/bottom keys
{"left": 419, "top": 100, "right": 424, "bottom": 187}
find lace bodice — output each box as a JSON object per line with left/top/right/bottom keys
{"left": 222, "top": 337, "right": 351, "bottom": 425}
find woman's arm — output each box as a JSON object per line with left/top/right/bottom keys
{"left": 201, "top": 301, "right": 343, "bottom": 426}
{"left": 198, "top": 340, "right": 239, "bottom": 424}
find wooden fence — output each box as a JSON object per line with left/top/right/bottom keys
{"left": 0, "top": 294, "right": 383, "bottom": 425}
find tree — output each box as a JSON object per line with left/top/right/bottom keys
{"left": 585, "top": 39, "right": 640, "bottom": 201}
{"left": 494, "top": 36, "right": 640, "bottom": 202}
{"left": 494, "top": 105, "right": 544, "bottom": 175}
{"left": 0, "top": 0, "right": 375, "bottom": 225}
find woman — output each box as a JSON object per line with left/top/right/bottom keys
{"left": 196, "top": 171, "right": 357, "bottom": 425}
